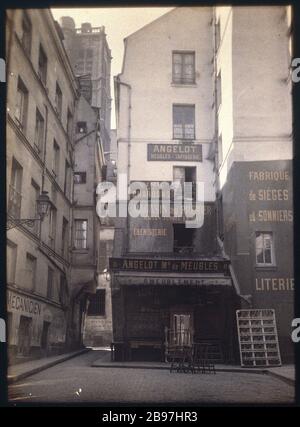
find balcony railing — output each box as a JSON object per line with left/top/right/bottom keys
{"left": 8, "top": 185, "right": 22, "bottom": 218}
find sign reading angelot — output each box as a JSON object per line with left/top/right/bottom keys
{"left": 147, "top": 143, "right": 202, "bottom": 161}
{"left": 109, "top": 257, "right": 230, "bottom": 275}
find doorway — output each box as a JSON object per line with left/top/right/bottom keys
{"left": 41, "top": 321, "right": 50, "bottom": 351}
{"left": 170, "top": 311, "right": 193, "bottom": 346}
{"left": 17, "top": 316, "right": 32, "bottom": 356}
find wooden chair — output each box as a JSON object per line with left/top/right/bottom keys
{"left": 169, "top": 346, "right": 194, "bottom": 373}
{"left": 192, "top": 343, "right": 216, "bottom": 374}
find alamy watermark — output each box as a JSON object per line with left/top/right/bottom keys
{"left": 96, "top": 174, "right": 205, "bottom": 228}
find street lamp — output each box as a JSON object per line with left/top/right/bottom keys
{"left": 7, "top": 190, "right": 52, "bottom": 230}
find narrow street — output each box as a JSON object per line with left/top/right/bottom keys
{"left": 8, "top": 350, "right": 295, "bottom": 404}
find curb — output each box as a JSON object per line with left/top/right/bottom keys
{"left": 266, "top": 370, "right": 295, "bottom": 387}
{"left": 8, "top": 348, "right": 90, "bottom": 384}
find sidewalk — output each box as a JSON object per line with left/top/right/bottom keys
{"left": 266, "top": 365, "right": 295, "bottom": 386}
{"left": 91, "top": 354, "right": 295, "bottom": 385}
{"left": 8, "top": 348, "right": 89, "bottom": 384}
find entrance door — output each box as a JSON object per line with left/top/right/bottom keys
{"left": 171, "top": 313, "right": 193, "bottom": 346}
{"left": 17, "top": 316, "right": 32, "bottom": 356}
{"left": 41, "top": 321, "right": 50, "bottom": 351}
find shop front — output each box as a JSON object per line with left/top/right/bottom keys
{"left": 110, "top": 258, "right": 239, "bottom": 363}
{"left": 7, "top": 287, "right": 67, "bottom": 364}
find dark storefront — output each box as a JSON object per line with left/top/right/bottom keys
{"left": 110, "top": 257, "right": 240, "bottom": 363}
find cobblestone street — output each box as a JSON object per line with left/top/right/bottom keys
{"left": 8, "top": 351, "right": 295, "bottom": 405}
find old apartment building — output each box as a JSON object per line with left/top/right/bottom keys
{"left": 6, "top": 10, "right": 109, "bottom": 362}
{"left": 60, "top": 17, "right": 114, "bottom": 347}
{"left": 111, "top": 6, "right": 293, "bottom": 363}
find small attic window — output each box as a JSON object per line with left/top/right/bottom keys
{"left": 76, "top": 121, "right": 87, "bottom": 134}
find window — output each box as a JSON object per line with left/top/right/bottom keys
{"left": 74, "top": 219, "right": 88, "bottom": 249}
{"left": 52, "top": 140, "right": 60, "bottom": 177}
{"left": 74, "top": 172, "right": 86, "bottom": 184}
{"left": 173, "top": 166, "right": 196, "bottom": 200}
{"left": 172, "top": 52, "right": 195, "bottom": 84}
{"left": 59, "top": 275, "right": 68, "bottom": 306}
{"left": 7, "top": 241, "right": 17, "bottom": 284}
{"left": 216, "top": 72, "right": 222, "bottom": 111}
{"left": 64, "top": 160, "right": 71, "bottom": 197}
{"left": 76, "top": 121, "right": 87, "bottom": 134}
{"left": 9, "top": 158, "right": 23, "bottom": 218}
{"left": 67, "top": 109, "right": 73, "bottom": 138}
{"left": 255, "top": 232, "right": 275, "bottom": 266}
{"left": 15, "top": 77, "right": 28, "bottom": 130}
{"left": 47, "top": 267, "right": 54, "bottom": 299}
{"left": 55, "top": 82, "right": 63, "bottom": 119}
{"left": 34, "top": 108, "right": 44, "bottom": 154}
{"left": 61, "top": 217, "right": 69, "bottom": 259}
{"left": 21, "top": 12, "right": 32, "bottom": 56}
{"left": 173, "top": 224, "right": 195, "bottom": 254}
{"left": 48, "top": 208, "right": 57, "bottom": 249}
{"left": 173, "top": 105, "right": 195, "bottom": 140}
{"left": 87, "top": 289, "right": 106, "bottom": 316}
{"left": 38, "top": 44, "right": 47, "bottom": 85}
{"left": 30, "top": 179, "right": 40, "bottom": 234}
{"left": 25, "top": 253, "right": 36, "bottom": 290}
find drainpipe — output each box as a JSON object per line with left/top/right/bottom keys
{"left": 115, "top": 77, "right": 132, "bottom": 253}
{"left": 212, "top": 8, "right": 221, "bottom": 242}
{"left": 38, "top": 103, "right": 49, "bottom": 241}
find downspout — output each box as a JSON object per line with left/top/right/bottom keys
{"left": 212, "top": 8, "right": 221, "bottom": 241}
{"left": 38, "top": 103, "right": 49, "bottom": 240}
{"left": 116, "top": 77, "right": 132, "bottom": 253}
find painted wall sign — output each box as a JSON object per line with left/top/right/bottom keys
{"left": 133, "top": 228, "right": 168, "bottom": 237}
{"left": 7, "top": 291, "right": 42, "bottom": 316}
{"left": 110, "top": 257, "right": 230, "bottom": 274}
{"left": 255, "top": 278, "right": 294, "bottom": 291}
{"left": 147, "top": 143, "right": 202, "bottom": 161}
{"left": 247, "top": 167, "right": 293, "bottom": 223}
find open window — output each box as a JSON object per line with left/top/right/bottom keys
{"left": 173, "top": 223, "right": 195, "bottom": 254}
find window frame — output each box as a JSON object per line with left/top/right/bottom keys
{"left": 25, "top": 252, "right": 37, "bottom": 291}
{"left": 38, "top": 44, "right": 48, "bottom": 86}
{"left": 47, "top": 266, "right": 54, "bottom": 299}
{"left": 34, "top": 108, "right": 45, "bottom": 154}
{"left": 55, "top": 82, "right": 63, "bottom": 119}
{"left": 21, "top": 11, "right": 32, "bottom": 56}
{"left": 74, "top": 219, "right": 88, "bottom": 250}
{"left": 172, "top": 104, "right": 196, "bottom": 140}
{"left": 255, "top": 231, "right": 276, "bottom": 267}
{"left": 74, "top": 172, "right": 87, "bottom": 184}
{"left": 7, "top": 240, "right": 17, "bottom": 284}
{"left": 52, "top": 140, "right": 60, "bottom": 178}
{"left": 172, "top": 51, "right": 196, "bottom": 85}
{"left": 15, "top": 77, "right": 28, "bottom": 130}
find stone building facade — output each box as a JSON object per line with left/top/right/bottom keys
{"left": 6, "top": 9, "right": 108, "bottom": 363}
